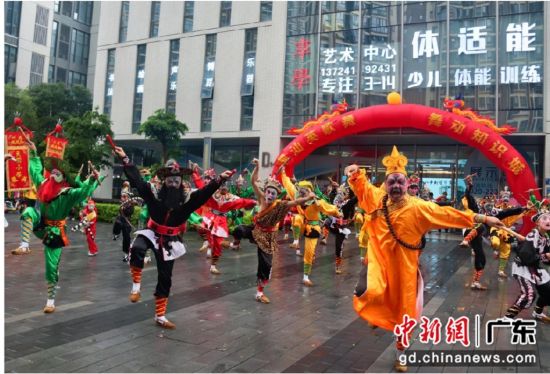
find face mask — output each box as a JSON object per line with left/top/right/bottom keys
{"left": 51, "top": 170, "right": 63, "bottom": 183}
{"left": 164, "top": 176, "right": 182, "bottom": 188}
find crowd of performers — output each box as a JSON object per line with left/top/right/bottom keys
{"left": 6, "top": 140, "right": 550, "bottom": 372}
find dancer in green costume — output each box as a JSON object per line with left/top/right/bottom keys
{"left": 25, "top": 138, "right": 102, "bottom": 313}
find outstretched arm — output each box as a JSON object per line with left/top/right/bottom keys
{"left": 251, "top": 158, "right": 264, "bottom": 203}
{"left": 113, "top": 146, "right": 156, "bottom": 204}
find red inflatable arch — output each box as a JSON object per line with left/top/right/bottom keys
{"left": 272, "top": 103, "right": 541, "bottom": 234}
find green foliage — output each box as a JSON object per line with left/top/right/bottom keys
{"left": 5, "top": 83, "right": 38, "bottom": 131}
{"left": 4, "top": 83, "right": 93, "bottom": 156}
{"left": 96, "top": 203, "right": 142, "bottom": 225}
{"left": 62, "top": 110, "right": 114, "bottom": 175}
{"left": 138, "top": 109, "right": 188, "bottom": 163}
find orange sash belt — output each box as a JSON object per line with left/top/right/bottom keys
{"left": 45, "top": 219, "right": 69, "bottom": 246}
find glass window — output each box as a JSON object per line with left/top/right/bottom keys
{"left": 499, "top": 1, "right": 543, "bottom": 16}
{"left": 213, "top": 146, "right": 242, "bottom": 172}
{"left": 449, "top": 16, "right": 497, "bottom": 117}
{"left": 361, "top": 2, "right": 401, "bottom": 28}
{"left": 287, "top": 15, "right": 319, "bottom": 36}
{"left": 104, "top": 49, "right": 116, "bottom": 116}
{"left": 48, "top": 64, "right": 54, "bottom": 83}
{"left": 241, "top": 28, "right": 257, "bottom": 96}
{"left": 260, "top": 1, "right": 272, "bottom": 22}
{"left": 360, "top": 25, "right": 401, "bottom": 108}
{"left": 219, "top": 1, "right": 231, "bottom": 27}
{"left": 201, "top": 99, "right": 213, "bottom": 132}
{"left": 402, "top": 21, "right": 447, "bottom": 108}
{"left": 150, "top": 1, "right": 160, "bottom": 38}
{"left": 287, "top": 1, "right": 319, "bottom": 17}
{"left": 403, "top": 1, "right": 446, "bottom": 24}
{"left": 30, "top": 53, "right": 45, "bottom": 86}
{"left": 5, "top": 1, "right": 22, "bottom": 37}
{"left": 56, "top": 67, "right": 67, "bottom": 83}
{"left": 132, "top": 44, "right": 147, "bottom": 133}
{"left": 119, "top": 1, "right": 129, "bottom": 43}
{"left": 70, "top": 29, "right": 90, "bottom": 65}
{"left": 497, "top": 11, "right": 543, "bottom": 133}
{"left": 449, "top": 1, "right": 495, "bottom": 20}
{"left": 58, "top": 23, "right": 71, "bottom": 60}
{"left": 318, "top": 29, "right": 359, "bottom": 112}
{"left": 212, "top": 145, "right": 258, "bottom": 172}
{"left": 183, "top": 1, "right": 194, "bottom": 33}
{"left": 33, "top": 5, "right": 49, "bottom": 46}
{"left": 68, "top": 71, "right": 86, "bottom": 86}
{"left": 166, "top": 39, "right": 180, "bottom": 114}
{"left": 73, "top": 1, "right": 93, "bottom": 25}
{"left": 240, "top": 96, "right": 254, "bottom": 130}
{"left": 50, "top": 21, "right": 58, "bottom": 57}
{"left": 54, "top": 1, "right": 60, "bottom": 13}
{"left": 61, "top": 1, "right": 73, "bottom": 17}
{"left": 201, "top": 34, "right": 217, "bottom": 99}
{"left": 4, "top": 45, "right": 18, "bottom": 83}
{"left": 283, "top": 33, "right": 318, "bottom": 132}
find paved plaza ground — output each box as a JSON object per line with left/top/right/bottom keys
{"left": 4, "top": 214, "right": 550, "bottom": 373}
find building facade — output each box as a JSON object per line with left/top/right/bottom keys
{"left": 86, "top": 1, "right": 548, "bottom": 199}
{"left": 4, "top": 1, "right": 98, "bottom": 91}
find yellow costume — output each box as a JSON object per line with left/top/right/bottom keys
{"left": 490, "top": 225, "right": 520, "bottom": 277}
{"left": 289, "top": 213, "right": 304, "bottom": 249}
{"left": 281, "top": 172, "right": 340, "bottom": 282}
{"left": 349, "top": 147, "right": 477, "bottom": 331}
{"left": 354, "top": 208, "right": 368, "bottom": 260}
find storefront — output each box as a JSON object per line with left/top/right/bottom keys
{"left": 281, "top": 1, "right": 545, "bottom": 199}
{"left": 287, "top": 131, "right": 544, "bottom": 201}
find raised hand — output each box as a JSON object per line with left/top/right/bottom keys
{"left": 220, "top": 169, "right": 236, "bottom": 180}
{"left": 113, "top": 146, "right": 127, "bottom": 159}
{"left": 344, "top": 164, "right": 359, "bottom": 177}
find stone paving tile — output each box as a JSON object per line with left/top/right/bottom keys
{"left": 5, "top": 215, "right": 549, "bottom": 373}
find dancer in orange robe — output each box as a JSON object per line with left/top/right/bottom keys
{"left": 346, "top": 146, "right": 504, "bottom": 372}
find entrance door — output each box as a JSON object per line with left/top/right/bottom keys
{"left": 416, "top": 146, "right": 457, "bottom": 203}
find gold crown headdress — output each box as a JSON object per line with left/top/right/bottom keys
{"left": 297, "top": 180, "right": 314, "bottom": 191}
{"left": 382, "top": 146, "right": 408, "bottom": 176}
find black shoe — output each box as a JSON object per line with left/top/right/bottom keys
{"left": 122, "top": 255, "right": 129, "bottom": 262}
{"left": 113, "top": 235, "right": 119, "bottom": 241}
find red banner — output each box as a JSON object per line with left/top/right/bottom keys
{"left": 5, "top": 131, "right": 29, "bottom": 147}
{"left": 45, "top": 135, "right": 68, "bottom": 159}
{"left": 6, "top": 147, "right": 31, "bottom": 191}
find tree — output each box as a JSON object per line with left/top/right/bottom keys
{"left": 138, "top": 109, "right": 189, "bottom": 163}
{"left": 61, "top": 110, "right": 114, "bottom": 175}
{"left": 4, "top": 83, "right": 38, "bottom": 130}
{"left": 5, "top": 83, "right": 93, "bottom": 154}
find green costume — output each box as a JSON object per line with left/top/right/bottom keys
{"left": 138, "top": 174, "right": 152, "bottom": 228}
{"left": 29, "top": 150, "right": 99, "bottom": 305}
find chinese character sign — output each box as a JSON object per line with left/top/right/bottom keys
{"left": 361, "top": 42, "right": 399, "bottom": 92}
{"left": 403, "top": 23, "right": 446, "bottom": 92}
{"left": 499, "top": 14, "right": 543, "bottom": 87}
{"left": 285, "top": 35, "right": 318, "bottom": 94}
{"left": 201, "top": 57, "right": 216, "bottom": 99}
{"left": 318, "top": 46, "right": 358, "bottom": 94}
{"left": 6, "top": 147, "right": 31, "bottom": 191}
{"left": 45, "top": 135, "right": 68, "bottom": 160}
{"left": 241, "top": 51, "right": 256, "bottom": 96}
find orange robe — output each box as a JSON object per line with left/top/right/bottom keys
{"left": 348, "top": 170, "right": 476, "bottom": 331}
